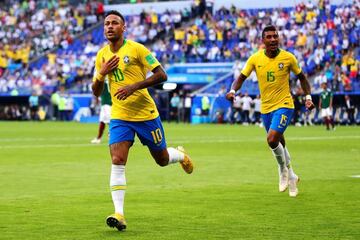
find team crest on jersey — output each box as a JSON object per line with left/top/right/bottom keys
{"left": 123, "top": 56, "right": 130, "bottom": 64}
{"left": 278, "top": 63, "right": 284, "bottom": 70}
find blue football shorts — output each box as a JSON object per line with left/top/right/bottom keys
{"left": 261, "top": 108, "right": 294, "bottom": 133}
{"left": 109, "top": 116, "right": 167, "bottom": 151}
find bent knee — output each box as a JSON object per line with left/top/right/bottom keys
{"left": 267, "top": 135, "right": 279, "bottom": 148}
{"left": 112, "top": 155, "right": 127, "bottom": 165}
{"left": 155, "top": 158, "right": 169, "bottom": 167}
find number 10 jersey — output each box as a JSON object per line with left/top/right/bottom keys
{"left": 93, "top": 39, "right": 161, "bottom": 121}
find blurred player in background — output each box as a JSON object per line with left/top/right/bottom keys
{"left": 319, "top": 82, "right": 335, "bottom": 130}
{"left": 91, "top": 10, "right": 193, "bottom": 231}
{"left": 226, "top": 25, "right": 314, "bottom": 197}
{"left": 91, "top": 79, "right": 112, "bottom": 144}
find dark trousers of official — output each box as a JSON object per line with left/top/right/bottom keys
{"left": 347, "top": 109, "right": 355, "bottom": 125}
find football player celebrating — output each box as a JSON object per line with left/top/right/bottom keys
{"left": 92, "top": 10, "right": 194, "bottom": 231}
{"left": 226, "top": 25, "right": 314, "bottom": 197}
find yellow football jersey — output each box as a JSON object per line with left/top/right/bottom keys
{"left": 93, "top": 39, "right": 160, "bottom": 121}
{"left": 241, "top": 49, "right": 302, "bottom": 113}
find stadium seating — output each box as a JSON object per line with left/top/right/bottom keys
{"left": 0, "top": 1, "right": 358, "bottom": 99}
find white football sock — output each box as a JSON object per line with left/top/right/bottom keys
{"left": 167, "top": 147, "right": 185, "bottom": 164}
{"left": 271, "top": 143, "right": 286, "bottom": 172}
{"left": 284, "top": 146, "right": 297, "bottom": 179}
{"left": 110, "top": 164, "right": 126, "bottom": 215}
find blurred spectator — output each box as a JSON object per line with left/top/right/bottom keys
{"left": 178, "top": 92, "right": 185, "bottom": 122}
{"left": 28, "top": 90, "right": 39, "bottom": 120}
{"left": 232, "top": 60, "right": 242, "bottom": 80}
{"left": 314, "top": 73, "right": 327, "bottom": 92}
{"left": 341, "top": 73, "right": 352, "bottom": 92}
{"left": 293, "top": 88, "right": 304, "bottom": 126}
{"left": 201, "top": 95, "right": 210, "bottom": 116}
{"left": 58, "top": 86, "right": 69, "bottom": 121}
{"left": 344, "top": 95, "right": 355, "bottom": 125}
{"left": 184, "top": 93, "right": 192, "bottom": 123}
{"left": 241, "top": 92, "right": 252, "bottom": 125}
{"left": 50, "top": 88, "right": 60, "bottom": 120}
{"left": 64, "top": 94, "right": 74, "bottom": 121}
{"left": 218, "top": 85, "right": 226, "bottom": 96}
{"left": 169, "top": 92, "right": 180, "bottom": 122}
{"left": 231, "top": 93, "right": 242, "bottom": 124}
{"left": 252, "top": 95, "right": 261, "bottom": 124}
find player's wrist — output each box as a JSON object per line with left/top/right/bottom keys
{"left": 229, "top": 89, "right": 236, "bottom": 94}
{"left": 96, "top": 72, "right": 105, "bottom": 82}
{"left": 305, "top": 94, "right": 312, "bottom": 101}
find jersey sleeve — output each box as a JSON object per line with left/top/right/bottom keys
{"left": 289, "top": 53, "right": 302, "bottom": 75}
{"left": 92, "top": 51, "right": 102, "bottom": 82}
{"left": 240, "top": 55, "right": 255, "bottom": 77}
{"left": 137, "top": 43, "right": 161, "bottom": 71}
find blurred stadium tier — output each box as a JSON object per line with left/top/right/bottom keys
{"left": 0, "top": 0, "right": 358, "bottom": 123}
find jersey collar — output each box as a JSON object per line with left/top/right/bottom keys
{"left": 110, "top": 38, "right": 127, "bottom": 53}
{"left": 264, "top": 48, "right": 281, "bottom": 58}
{"left": 122, "top": 38, "right": 127, "bottom": 48}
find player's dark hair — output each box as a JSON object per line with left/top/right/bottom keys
{"left": 105, "top": 10, "right": 125, "bottom": 23}
{"left": 262, "top": 25, "right": 277, "bottom": 38}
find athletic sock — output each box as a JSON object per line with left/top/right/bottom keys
{"left": 284, "top": 146, "right": 297, "bottom": 179}
{"left": 110, "top": 164, "right": 126, "bottom": 215}
{"left": 167, "top": 147, "right": 185, "bottom": 164}
{"left": 271, "top": 143, "right": 286, "bottom": 172}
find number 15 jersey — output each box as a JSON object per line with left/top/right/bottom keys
{"left": 93, "top": 39, "right": 160, "bottom": 121}
{"left": 241, "top": 49, "right": 302, "bottom": 114}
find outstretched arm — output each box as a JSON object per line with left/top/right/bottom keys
{"left": 114, "top": 66, "right": 167, "bottom": 100}
{"left": 297, "top": 72, "right": 315, "bottom": 110}
{"left": 225, "top": 73, "right": 247, "bottom": 102}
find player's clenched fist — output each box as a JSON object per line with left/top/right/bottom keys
{"left": 225, "top": 90, "right": 236, "bottom": 102}
{"left": 305, "top": 99, "right": 315, "bottom": 111}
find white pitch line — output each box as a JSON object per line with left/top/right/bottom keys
{"left": 0, "top": 135, "right": 359, "bottom": 143}
{"left": 0, "top": 143, "right": 103, "bottom": 149}
{"left": 0, "top": 135, "right": 359, "bottom": 149}
{"left": 288, "top": 136, "right": 360, "bottom": 141}
{"left": 0, "top": 137, "right": 90, "bottom": 142}
{"left": 350, "top": 175, "right": 360, "bottom": 178}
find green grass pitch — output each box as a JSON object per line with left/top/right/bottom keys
{"left": 0, "top": 122, "right": 359, "bottom": 240}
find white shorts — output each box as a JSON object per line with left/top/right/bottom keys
{"left": 99, "top": 104, "right": 111, "bottom": 123}
{"left": 321, "top": 108, "right": 332, "bottom": 118}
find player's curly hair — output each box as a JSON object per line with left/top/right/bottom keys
{"left": 262, "top": 25, "right": 278, "bottom": 38}
{"left": 105, "top": 10, "right": 125, "bottom": 23}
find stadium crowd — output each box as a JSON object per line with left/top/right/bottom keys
{"left": 0, "top": 0, "right": 359, "bottom": 123}
{"left": 0, "top": 0, "right": 104, "bottom": 91}
{"left": 161, "top": 0, "right": 359, "bottom": 93}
